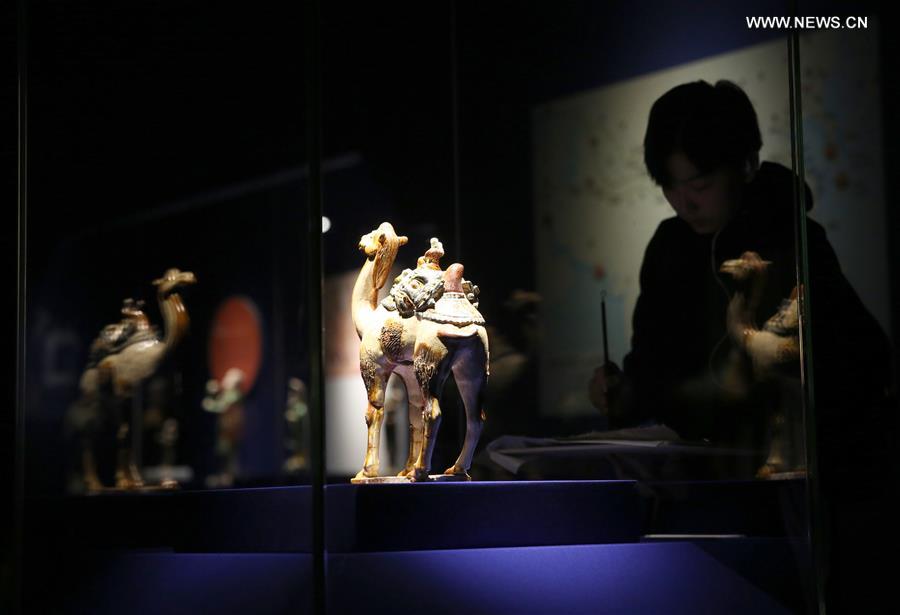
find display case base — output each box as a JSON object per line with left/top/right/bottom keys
{"left": 759, "top": 469, "right": 807, "bottom": 481}
{"left": 350, "top": 473, "right": 471, "bottom": 484}
{"left": 85, "top": 482, "right": 180, "bottom": 495}
{"left": 350, "top": 475, "right": 413, "bottom": 484}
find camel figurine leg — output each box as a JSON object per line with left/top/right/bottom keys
{"left": 445, "top": 358, "right": 487, "bottom": 478}
{"left": 356, "top": 402, "right": 386, "bottom": 479}
{"left": 396, "top": 369, "right": 425, "bottom": 477}
{"left": 115, "top": 422, "right": 138, "bottom": 489}
{"left": 110, "top": 379, "right": 142, "bottom": 490}
{"left": 76, "top": 396, "right": 104, "bottom": 492}
{"left": 127, "top": 448, "right": 146, "bottom": 488}
{"left": 411, "top": 341, "right": 448, "bottom": 481}
{"left": 82, "top": 441, "right": 104, "bottom": 492}
{"left": 127, "top": 393, "right": 146, "bottom": 488}
{"left": 114, "top": 422, "right": 145, "bottom": 489}
{"left": 398, "top": 405, "right": 424, "bottom": 477}
{"left": 355, "top": 364, "right": 390, "bottom": 480}
{"left": 757, "top": 412, "right": 786, "bottom": 479}
{"left": 413, "top": 395, "right": 442, "bottom": 481}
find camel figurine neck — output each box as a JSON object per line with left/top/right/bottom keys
{"left": 159, "top": 290, "right": 190, "bottom": 352}
{"left": 352, "top": 255, "right": 387, "bottom": 339}
{"left": 747, "top": 269, "right": 767, "bottom": 318}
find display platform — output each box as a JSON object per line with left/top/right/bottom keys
{"left": 25, "top": 479, "right": 810, "bottom": 613}
{"left": 645, "top": 479, "right": 808, "bottom": 537}
{"left": 327, "top": 541, "right": 800, "bottom": 614}
{"left": 325, "top": 480, "right": 643, "bottom": 552}
{"left": 27, "top": 486, "right": 313, "bottom": 553}
{"left": 31, "top": 553, "right": 314, "bottom": 615}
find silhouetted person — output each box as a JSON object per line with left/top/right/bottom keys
{"left": 588, "top": 79, "right": 895, "bottom": 613}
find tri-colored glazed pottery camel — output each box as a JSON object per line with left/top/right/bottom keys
{"left": 351, "top": 222, "right": 488, "bottom": 482}
{"left": 73, "top": 268, "right": 196, "bottom": 491}
{"left": 720, "top": 251, "right": 804, "bottom": 478}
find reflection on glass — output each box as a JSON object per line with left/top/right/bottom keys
{"left": 479, "top": 43, "right": 807, "bottom": 483}
{"left": 30, "top": 179, "right": 310, "bottom": 495}
{"left": 20, "top": 2, "right": 316, "bottom": 612}
{"left": 594, "top": 79, "right": 810, "bottom": 480}
{"left": 797, "top": 12, "right": 897, "bottom": 612}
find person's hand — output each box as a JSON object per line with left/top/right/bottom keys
{"left": 588, "top": 362, "right": 622, "bottom": 414}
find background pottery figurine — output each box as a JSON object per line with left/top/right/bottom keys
{"left": 155, "top": 417, "right": 181, "bottom": 489}
{"left": 202, "top": 367, "right": 246, "bottom": 488}
{"left": 351, "top": 222, "right": 489, "bottom": 482}
{"left": 720, "top": 251, "right": 804, "bottom": 478}
{"left": 71, "top": 268, "right": 196, "bottom": 492}
{"left": 283, "top": 377, "right": 309, "bottom": 474}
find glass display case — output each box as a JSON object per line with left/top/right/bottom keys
{"left": 12, "top": 1, "right": 897, "bottom": 613}
{"left": 17, "top": 2, "right": 316, "bottom": 613}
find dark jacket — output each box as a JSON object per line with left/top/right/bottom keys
{"left": 613, "top": 161, "right": 893, "bottom": 443}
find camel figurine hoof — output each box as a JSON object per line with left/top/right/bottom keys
{"left": 757, "top": 463, "right": 807, "bottom": 481}
{"left": 443, "top": 465, "right": 470, "bottom": 479}
{"left": 755, "top": 463, "right": 777, "bottom": 480}
{"left": 354, "top": 467, "right": 379, "bottom": 481}
{"left": 85, "top": 480, "right": 105, "bottom": 494}
{"left": 115, "top": 477, "right": 140, "bottom": 490}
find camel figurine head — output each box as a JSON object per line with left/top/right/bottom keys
{"left": 719, "top": 251, "right": 772, "bottom": 282}
{"left": 358, "top": 222, "right": 408, "bottom": 291}
{"left": 152, "top": 268, "right": 197, "bottom": 295}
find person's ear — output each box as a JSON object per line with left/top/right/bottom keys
{"left": 743, "top": 152, "right": 760, "bottom": 183}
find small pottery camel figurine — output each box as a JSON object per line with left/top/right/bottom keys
{"left": 720, "top": 251, "right": 804, "bottom": 478}
{"left": 720, "top": 252, "right": 800, "bottom": 375}
{"left": 351, "top": 222, "right": 489, "bottom": 482}
{"left": 72, "top": 268, "right": 196, "bottom": 491}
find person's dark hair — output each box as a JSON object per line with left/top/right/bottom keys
{"left": 643, "top": 80, "right": 762, "bottom": 186}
